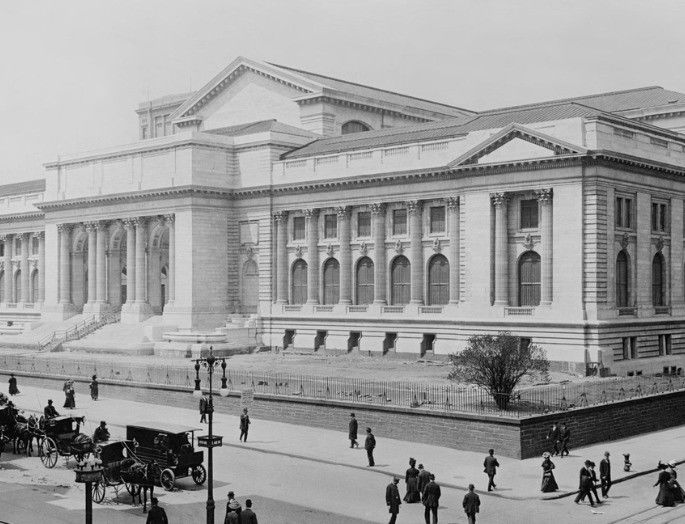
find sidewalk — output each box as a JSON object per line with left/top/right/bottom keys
{"left": 5, "top": 383, "right": 684, "bottom": 501}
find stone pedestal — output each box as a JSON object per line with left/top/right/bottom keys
{"left": 120, "top": 302, "right": 153, "bottom": 323}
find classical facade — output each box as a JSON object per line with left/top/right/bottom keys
{"left": 3, "top": 56, "right": 685, "bottom": 373}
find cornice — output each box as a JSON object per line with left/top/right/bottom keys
{"left": 295, "top": 95, "right": 430, "bottom": 123}
{"left": 0, "top": 211, "right": 45, "bottom": 224}
{"left": 588, "top": 114, "right": 685, "bottom": 144}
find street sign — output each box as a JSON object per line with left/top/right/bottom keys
{"left": 197, "top": 434, "right": 223, "bottom": 448}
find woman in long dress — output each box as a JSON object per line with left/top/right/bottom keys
{"left": 403, "top": 457, "right": 421, "bottom": 503}
{"left": 541, "top": 452, "right": 558, "bottom": 492}
{"left": 63, "top": 379, "right": 76, "bottom": 409}
{"left": 655, "top": 463, "right": 676, "bottom": 507}
{"left": 667, "top": 461, "right": 685, "bottom": 503}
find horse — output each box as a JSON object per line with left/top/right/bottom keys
{"left": 125, "top": 461, "right": 159, "bottom": 513}
{"left": 14, "top": 414, "right": 42, "bottom": 456}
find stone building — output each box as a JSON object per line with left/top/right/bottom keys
{"left": 2, "top": 56, "right": 685, "bottom": 374}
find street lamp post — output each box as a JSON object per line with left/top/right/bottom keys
{"left": 193, "top": 346, "right": 229, "bottom": 524}
{"left": 73, "top": 456, "right": 103, "bottom": 524}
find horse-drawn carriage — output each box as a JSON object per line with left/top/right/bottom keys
{"left": 126, "top": 422, "right": 206, "bottom": 490}
{"left": 40, "top": 415, "right": 95, "bottom": 468}
{"left": 0, "top": 404, "right": 42, "bottom": 456}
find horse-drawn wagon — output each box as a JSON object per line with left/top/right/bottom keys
{"left": 40, "top": 415, "right": 95, "bottom": 468}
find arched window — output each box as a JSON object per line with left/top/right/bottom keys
{"left": 518, "top": 251, "right": 541, "bottom": 306}
{"left": 391, "top": 256, "right": 411, "bottom": 305}
{"left": 291, "top": 259, "right": 308, "bottom": 305}
{"left": 241, "top": 260, "right": 259, "bottom": 313}
{"left": 323, "top": 258, "right": 340, "bottom": 305}
{"left": 427, "top": 255, "right": 449, "bottom": 305}
{"left": 14, "top": 270, "right": 21, "bottom": 302}
{"left": 31, "top": 270, "right": 38, "bottom": 303}
{"left": 616, "top": 250, "right": 630, "bottom": 307}
{"left": 341, "top": 120, "right": 371, "bottom": 135}
{"left": 355, "top": 257, "right": 374, "bottom": 305}
{"left": 652, "top": 252, "right": 665, "bottom": 306}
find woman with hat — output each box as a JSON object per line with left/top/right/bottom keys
{"left": 667, "top": 460, "right": 685, "bottom": 503}
{"left": 404, "top": 457, "right": 421, "bottom": 503}
{"left": 89, "top": 375, "right": 98, "bottom": 401}
{"left": 540, "top": 452, "right": 558, "bottom": 492}
{"left": 655, "top": 461, "right": 676, "bottom": 507}
{"left": 225, "top": 491, "right": 241, "bottom": 521}
{"left": 8, "top": 373, "right": 19, "bottom": 396}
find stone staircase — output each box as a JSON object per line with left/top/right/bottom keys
{"left": 38, "top": 310, "right": 122, "bottom": 352}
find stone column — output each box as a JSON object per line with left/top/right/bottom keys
{"left": 134, "top": 217, "right": 147, "bottom": 303}
{"left": 96, "top": 221, "right": 108, "bottom": 303}
{"left": 2, "top": 235, "right": 12, "bottom": 303}
{"left": 337, "top": 206, "right": 352, "bottom": 304}
{"left": 165, "top": 214, "right": 175, "bottom": 303}
{"left": 408, "top": 200, "right": 424, "bottom": 304}
{"left": 58, "top": 225, "right": 71, "bottom": 304}
{"left": 492, "top": 193, "right": 509, "bottom": 306}
{"left": 85, "top": 223, "right": 97, "bottom": 304}
{"left": 123, "top": 219, "right": 136, "bottom": 303}
{"left": 304, "top": 209, "right": 319, "bottom": 304}
{"left": 447, "top": 196, "right": 460, "bottom": 304}
{"left": 20, "top": 233, "right": 29, "bottom": 303}
{"left": 371, "top": 203, "right": 386, "bottom": 304}
{"left": 274, "top": 211, "right": 288, "bottom": 304}
{"left": 536, "top": 189, "right": 553, "bottom": 305}
{"left": 37, "top": 232, "right": 45, "bottom": 303}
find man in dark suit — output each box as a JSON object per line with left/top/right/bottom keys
{"left": 145, "top": 497, "right": 168, "bottom": 523}
{"left": 574, "top": 460, "right": 595, "bottom": 506}
{"left": 386, "top": 476, "right": 401, "bottom": 524}
{"left": 240, "top": 499, "right": 258, "bottom": 524}
{"left": 462, "top": 483, "right": 481, "bottom": 524}
{"left": 417, "top": 464, "right": 431, "bottom": 501}
{"left": 483, "top": 449, "right": 500, "bottom": 492}
{"left": 546, "top": 422, "right": 560, "bottom": 456}
{"left": 560, "top": 423, "right": 571, "bottom": 457}
{"left": 364, "top": 427, "right": 376, "bottom": 466}
{"left": 600, "top": 451, "right": 612, "bottom": 498}
{"left": 349, "top": 413, "right": 359, "bottom": 448}
{"left": 43, "top": 399, "right": 59, "bottom": 419}
{"left": 422, "top": 474, "right": 441, "bottom": 524}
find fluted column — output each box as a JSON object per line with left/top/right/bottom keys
{"left": 304, "top": 209, "right": 319, "bottom": 304}
{"left": 165, "top": 214, "right": 175, "bottom": 303}
{"left": 134, "top": 217, "right": 147, "bottom": 303}
{"left": 536, "top": 189, "right": 553, "bottom": 305}
{"left": 408, "top": 200, "right": 424, "bottom": 304}
{"left": 447, "top": 196, "right": 460, "bottom": 304}
{"left": 37, "top": 232, "right": 45, "bottom": 303}
{"left": 492, "top": 193, "right": 509, "bottom": 306}
{"left": 2, "top": 235, "right": 12, "bottom": 303}
{"left": 58, "top": 225, "right": 71, "bottom": 304}
{"left": 20, "top": 233, "right": 29, "bottom": 303}
{"left": 337, "top": 206, "right": 352, "bottom": 304}
{"left": 371, "top": 203, "right": 386, "bottom": 304}
{"left": 85, "top": 223, "right": 97, "bottom": 303}
{"left": 95, "top": 221, "right": 108, "bottom": 302}
{"left": 123, "top": 219, "right": 136, "bottom": 303}
{"left": 274, "top": 211, "right": 288, "bottom": 304}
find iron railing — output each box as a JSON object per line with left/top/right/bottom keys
{"left": 37, "top": 311, "right": 122, "bottom": 352}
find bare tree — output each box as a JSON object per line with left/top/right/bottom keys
{"left": 448, "top": 332, "right": 549, "bottom": 409}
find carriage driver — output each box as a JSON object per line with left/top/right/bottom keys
{"left": 93, "top": 421, "right": 110, "bottom": 443}
{"left": 43, "top": 399, "right": 59, "bottom": 419}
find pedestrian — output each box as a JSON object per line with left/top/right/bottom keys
{"left": 239, "top": 408, "right": 250, "bottom": 442}
{"left": 599, "top": 451, "right": 612, "bottom": 498}
{"left": 89, "top": 375, "right": 98, "bottom": 401}
{"left": 417, "top": 464, "right": 431, "bottom": 501}
{"left": 224, "top": 506, "right": 239, "bottom": 524}
{"left": 92, "top": 420, "right": 110, "bottom": 443}
{"left": 546, "top": 422, "right": 560, "bottom": 456}
{"left": 588, "top": 462, "right": 602, "bottom": 504}
{"left": 348, "top": 412, "right": 359, "bottom": 448}
{"left": 44, "top": 399, "right": 59, "bottom": 419}
{"left": 226, "top": 491, "right": 242, "bottom": 518}
{"left": 386, "top": 476, "right": 401, "bottom": 524}
{"left": 422, "top": 473, "right": 441, "bottom": 524}
{"left": 404, "top": 457, "right": 421, "bottom": 503}
{"left": 483, "top": 449, "right": 500, "bottom": 492}
{"left": 655, "top": 462, "right": 676, "bottom": 507}
{"left": 240, "top": 498, "right": 258, "bottom": 524}
{"left": 364, "top": 427, "right": 376, "bottom": 467}
{"left": 540, "top": 452, "right": 558, "bottom": 492}
{"left": 667, "top": 460, "right": 685, "bottom": 503}
{"left": 462, "top": 483, "right": 480, "bottom": 524}
{"left": 560, "top": 423, "right": 571, "bottom": 457}
{"left": 8, "top": 373, "right": 19, "bottom": 396}
{"left": 199, "top": 393, "right": 208, "bottom": 424}
{"left": 574, "top": 460, "right": 595, "bottom": 507}
{"left": 145, "top": 497, "right": 168, "bottom": 524}
{"left": 63, "top": 379, "right": 75, "bottom": 409}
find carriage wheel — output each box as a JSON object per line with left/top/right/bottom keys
{"left": 92, "top": 479, "right": 106, "bottom": 504}
{"left": 40, "top": 437, "right": 58, "bottom": 468}
{"left": 125, "top": 482, "right": 138, "bottom": 496}
{"left": 192, "top": 465, "right": 207, "bottom": 485}
{"left": 160, "top": 468, "right": 175, "bottom": 491}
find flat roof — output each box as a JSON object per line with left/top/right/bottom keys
{"left": 127, "top": 421, "right": 200, "bottom": 434}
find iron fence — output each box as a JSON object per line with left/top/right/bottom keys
{"left": 1, "top": 353, "right": 683, "bottom": 418}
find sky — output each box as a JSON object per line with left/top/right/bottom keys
{"left": 1, "top": 0, "right": 685, "bottom": 183}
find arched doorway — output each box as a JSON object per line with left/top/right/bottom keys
{"left": 291, "top": 259, "right": 307, "bottom": 305}
{"left": 160, "top": 266, "right": 168, "bottom": 312}
{"left": 241, "top": 260, "right": 259, "bottom": 313}
{"left": 30, "top": 269, "right": 38, "bottom": 303}
{"left": 427, "top": 254, "right": 449, "bottom": 305}
{"left": 14, "top": 270, "right": 21, "bottom": 303}
{"left": 120, "top": 267, "right": 127, "bottom": 305}
{"left": 355, "top": 257, "right": 374, "bottom": 305}
{"left": 652, "top": 252, "right": 665, "bottom": 306}
{"left": 518, "top": 251, "right": 541, "bottom": 306}
{"left": 390, "top": 256, "right": 410, "bottom": 305}
{"left": 71, "top": 228, "right": 88, "bottom": 309}
{"left": 0, "top": 271, "right": 4, "bottom": 302}
{"left": 323, "top": 258, "right": 340, "bottom": 305}
{"left": 148, "top": 222, "right": 170, "bottom": 314}
{"left": 616, "top": 250, "right": 630, "bottom": 307}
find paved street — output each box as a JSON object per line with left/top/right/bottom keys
{"left": 0, "top": 383, "right": 684, "bottom": 523}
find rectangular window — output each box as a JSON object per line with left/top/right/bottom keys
{"left": 154, "top": 116, "right": 163, "bottom": 137}
{"left": 651, "top": 202, "right": 668, "bottom": 232}
{"left": 15, "top": 238, "right": 21, "bottom": 253}
{"left": 615, "top": 196, "right": 632, "bottom": 228}
{"left": 292, "top": 216, "right": 305, "bottom": 241}
{"left": 324, "top": 214, "right": 337, "bottom": 239}
{"left": 141, "top": 126, "right": 148, "bottom": 139}
{"left": 392, "top": 209, "right": 407, "bottom": 236}
{"left": 357, "top": 212, "right": 371, "bottom": 237}
{"left": 658, "top": 334, "right": 672, "bottom": 356}
{"left": 520, "top": 199, "right": 539, "bottom": 229}
{"left": 0, "top": 242, "right": 4, "bottom": 257}
{"left": 429, "top": 206, "right": 446, "bottom": 233}
{"left": 32, "top": 237, "right": 39, "bottom": 255}
{"left": 622, "top": 336, "right": 637, "bottom": 360}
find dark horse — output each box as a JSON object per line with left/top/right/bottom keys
{"left": 14, "top": 414, "right": 43, "bottom": 456}
{"left": 125, "top": 461, "right": 159, "bottom": 513}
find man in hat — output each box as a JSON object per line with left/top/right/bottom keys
{"left": 560, "top": 423, "right": 571, "bottom": 457}
{"left": 43, "top": 399, "right": 59, "bottom": 419}
{"left": 239, "top": 408, "right": 250, "bottom": 442}
{"left": 417, "top": 464, "right": 431, "bottom": 501}
{"left": 8, "top": 373, "right": 19, "bottom": 396}
{"left": 89, "top": 375, "right": 98, "bottom": 401}
{"left": 92, "top": 421, "right": 110, "bottom": 443}
{"left": 199, "top": 393, "right": 208, "bottom": 424}
{"left": 483, "top": 449, "right": 500, "bottom": 492}
{"left": 574, "top": 460, "right": 595, "bottom": 506}
{"left": 546, "top": 422, "right": 560, "bottom": 456}
{"left": 146, "top": 497, "right": 168, "bottom": 524}
{"left": 348, "top": 412, "right": 359, "bottom": 448}
{"left": 599, "top": 451, "right": 612, "bottom": 498}
{"left": 588, "top": 461, "right": 602, "bottom": 504}
{"left": 422, "top": 473, "right": 441, "bottom": 524}
{"left": 241, "top": 499, "right": 258, "bottom": 524}
{"left": 365, "top": 427, "right": 376, "bottom": 467}
{"left": 462, "top": 483, "right": 481, "bottom": 524}
{"left": 385, "top": 476, "right": 401, "bottom": 524}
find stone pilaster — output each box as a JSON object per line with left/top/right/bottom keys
{"left": 123, "top": 218, "right": 136, "bottom": 303}
{"left": 165, "top": 214, "right": 175, "bottom": 303}
{"left": 57, "top": 225, "right": 71, "bottom": 304}
{"left": 85, "top": 222, "right": 97, "bottom": 304}
{"left": 337, "top": 206, "right": 351, "bottom": 304}
{"left": 492, "top": 193, "right": 509, "bottom": 306}
{"left": 371, "top": 203, "right": 386, "bottom": 304}
{"left": 37, "top": 232, "right": 45, "bottom": 303}
{"left": 636, "top": 192, "right": 651, "bottom": 314}
{"left": 408, "top": 200, "right": 423, "bottom": 304}
{"left": 536, "top": 189, "right": 553, "bottom": 305}
{"left": 304, "top": 209, "right": 319, "bottom": 304}
{"left": 274, "top": 211, "right": 288, "bottom": 304}
{"left": 447, "top": 196, "right": 460, "bottom": 304}
{"left": 20, "top": 233, "right": 29, "bottom": 303}
{"left": 134, "top": 217, "right": 147, "bottom": 303}
{"left": 2, "top": 235, "right": 12, "bottom": 303}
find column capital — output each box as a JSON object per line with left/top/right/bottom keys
{"left": 446, "top": 196, "right": 460, "bottom": 210}
{"left": 335, "top": 206, "right": 350, "bottom": 219}
{"left": 122, "top": 218, "right": 136, "bottom": 230}
{"left": 273, "top": 210, "right": 288, "bottom": 223}
{"left": 19, "top": 232, "right": 30, "bottom": 240}
{"left": 303, "top": 208, "right": 319, "bottom": 219}
{"left": 370, "top": 202, "right": 386, "bottom": 215}
{"left": 0, "top": 234, "right": 9, "bottom": 242}
{"left": 95, "top": 220, "right": 110, "bottom": 230}
{"left": 84, "top": 222, "right": 98, "bottom": 233}
{"left": 35, "top": 231, "right": 45, "bottom": 240}
{"left": 534, "top": 188, "right": 553, "bottom": 204}
{"left": 57, "top": 224, "right": 71, "bottom": 234}
{"left": 406, "top": 200, "right": 422, "bottom": 215}
{"left": 163, "top": 214, "right": 175, "bottom": 225}
{"left": 491, "top": 192, "right": 509, "bottom": 207}
{"left": 132, "top": 216, "right": 147, "bottom": 228}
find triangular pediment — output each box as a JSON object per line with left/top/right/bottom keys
{"left": 448, "top": 124, "right": 586, "bottom": 167}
